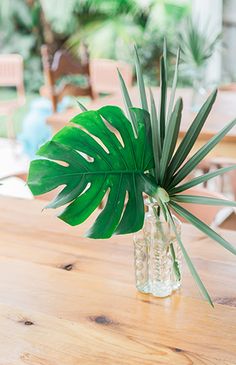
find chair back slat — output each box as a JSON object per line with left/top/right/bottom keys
{"left": 51, "top": 50, "right": 89, "bottom": 80}
{"left": 41, "top": 44, "right": 93, "bottom": 112}
{"left": 0, "top": 54, "right": 24, "bottom": 87}
{"left": 90, "top": 58, "right": 133, "bottom": 96}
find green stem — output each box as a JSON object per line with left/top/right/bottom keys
{"left": 147, "top": 198, "right": 180, "bottom": 281}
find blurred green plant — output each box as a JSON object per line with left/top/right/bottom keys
{"left": 177, "top": 17, "right": 221, "bottom": 109}
{"left": 65, "top": 0, "right": 190, "bottom": 82}
{"left": 0, "top": 0, "right": 190, "bottom": 92}
{"left": 178, "top": 17, "right": 221, "bottom": 80}
{"left": 137, "top": 0, "right": 190, "bottom": 84}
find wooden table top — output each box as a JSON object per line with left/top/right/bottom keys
{"left": 1, "top": 196, "right": 236, "bottom": 364}
{"left": 47, "top": 87, "right": 236, "bottom": 142}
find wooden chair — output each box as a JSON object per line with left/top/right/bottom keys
{"left": 40, "top": 44, "right": 93, "bottom": 112}
{"left": 89, "top": 58, "right": 133, "bottom": 98}
{"left": 0, "top": 54, "right": 25, "bottom": 139}
{"left": 219, "top": 83, "right": 236, "bottom": 92}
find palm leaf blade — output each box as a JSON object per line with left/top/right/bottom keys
{"left": 117, "top": 69, "right": 138, "bottom": 136}
{"left": 169, "top": 164, "right": 236, "bottom": 194}
{"left": 159, "top": 55, "right": 167, "bottom": 146}
{"left": 149, "top": 89, "right": 160, "bottom": 180}
{"left": 77, "top": 100, "right": 88, "bottom": 112}
{"left": 160, "top": 97, "right": 183, "bottom": 183}
{"left": 170, "top": 201, "right": 236, "bottom": 255}
{"left": 169, "top": 117, "right": 236, "bottom": 188}
{"left": 166, "top": 206, "right": 213, "bottom": 306}
{"left": 167, "top": 48, "right": 180, "bottom": 124}
{"left": 167, "top": 89, "right": 217, "bottom": 180}
{"left": 134, "top": 46, "right": 148, "bottom": 111}
{"left": 172, "top": 194, "right": 236, "bottom": 207}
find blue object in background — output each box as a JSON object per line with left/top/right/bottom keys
{"left": 18, "top": 97, "right": 70, "bottom": 159}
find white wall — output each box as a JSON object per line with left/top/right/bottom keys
{"left": 222, "top": 0, "right": 236, "bottom": 80}
{"left": 192, "top": 0, "right": 223, "bottom": 85}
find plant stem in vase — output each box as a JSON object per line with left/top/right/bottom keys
{"left": 133, "top": 199, "right": 182, "bottom": 297}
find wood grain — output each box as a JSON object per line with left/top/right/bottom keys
{"left": 0, "top": 196, "right": 236, "bottom": 364}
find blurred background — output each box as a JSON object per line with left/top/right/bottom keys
{"left": 0, "top": 0, "right": 235, "bottom": 229}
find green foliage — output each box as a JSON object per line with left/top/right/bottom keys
{"left": 178, "top": 17, "right": 221, "bottom": 78}
{"left": 28, "top": 44, "right": 236, "bottom": 306}
{"left": 0, "top": 0, "right": 190, "bottom": 90}
{"left": 0, "top": 0, "right": 44, "bottom": 92}
{"left": 137, "top": 0, "right": 190, "bottom": 83}
{"left": 28, "top": 106, "right": 154, "bottom": 238}
{"left": 66, "top": 0, "right": 190, "bottom": 71}
{"left": 40, "top": 0, "right": 79, "bottom": 35}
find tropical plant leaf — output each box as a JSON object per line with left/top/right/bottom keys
{"left": 169, "top": 164, "right": 236, "bottom": 194}
{"left": 171, "top": 194, "right": 236, "bottom": 207}
{"left": 170, "top": 201, "right": 236, "bottom": 255}
{"left": 159, "top": 97, "right": 183, "bottom": 183}
{"left": 166, "top": 205, "right": 213, "bottom": 306}
{"left": 134, "top": 45, "right": 148, "bottom": 111}
{"left": 158, "top": 54, "right": 167, "bottom": 146}
{"left": 166, "top": 47, "right": 180, "bottom": 125}
{"left": 137, "top": 172, "right": 158, "bottom": 197}
{"left": 117, "top": 68, "right": 138, "bottom": 136}
{"left": 77, "top": 100, "right": 88, "bottom": 112}
{"left": 163, "top": 37, "right": 167, "bottom": 71}
{"left": 149, "top": 88, "right": 160, "bottom": 181}
{"left": 169, "top": 117, "right": 236, "bottom": 189}
{"left": 28, "top": 106, "right": 154, "bottom": 238}
{"left": 170, "top": 242, "right": 181, "bottom": 281}
{"left": 166, "top": 89, "right": 217, "bottom": 181}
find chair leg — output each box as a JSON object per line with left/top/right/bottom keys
{"left": 6, "top": 114, "right": 15, "bottom": 140}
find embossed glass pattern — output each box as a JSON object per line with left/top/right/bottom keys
{"left": 133, "top": 201, "right": 182, "bottom": 297}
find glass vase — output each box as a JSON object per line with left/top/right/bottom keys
{"left": 133, "top": 201, "right": 182, "bottom": 297}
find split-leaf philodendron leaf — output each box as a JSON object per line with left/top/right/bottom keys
{"left": 28, "top": 106, "right": 155, "bottom": 238}
{"left": 28, "top": 45, "right": 236, "bottom": 306}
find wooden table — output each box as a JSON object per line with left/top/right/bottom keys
{"left": 0, "top": 196, "right": 236, "bottom": 364}
{"left": 47, "top": 88, "right": 236, "bottom": 158}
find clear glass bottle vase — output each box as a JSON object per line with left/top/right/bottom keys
{"left": 133, "top": 200, "right": 182, "bottom": 297}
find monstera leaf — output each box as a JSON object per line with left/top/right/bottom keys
{"left": 28, "top": 106, "right": 154, "bottom": 238}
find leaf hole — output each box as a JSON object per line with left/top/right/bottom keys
{"left": 124, "top": 190, "right": 129, "bottom": 205}
{"left": 101, "top": 116, "right": 125, "bottom": 148}
{"left": 99, "top": 187, "right": 109, "bottom": 209}
{"left": 46, "top": 159, "right": 69, "bottom": 167}
{"left": 78, "top": 182, "right": 91, "bottom": 197}
{"left": 76, "top": 150, "right": 94, "bottom": 162}
{"left": 79, "top": 127, "right": 110, "bottom": 154}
